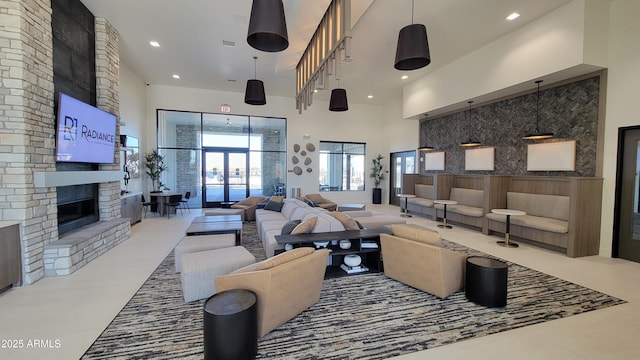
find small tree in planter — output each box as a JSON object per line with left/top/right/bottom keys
{"left": 369, "top": 154, "right": 385, "bottom": 204}
{"left": 143, "top": 150, "right": 167, "bottom": 191}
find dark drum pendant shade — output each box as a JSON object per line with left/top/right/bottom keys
{"left": 329, "top": 88, "right": 348, "bottom": 112}
{"left": 245, "top": 79, "right": 266, "bottom": 105}
{"left": 247, "top": 0, "right": 289, "bottom": 52}
{"left": 394, "top": 24, "right": 431, "bottom": 70}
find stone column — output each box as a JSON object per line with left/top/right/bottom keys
{"left": 95, "top": 17, "right": 122, "bottom": 220}
{"left": 0, "top": 0, "right": 57, "bottom": 284}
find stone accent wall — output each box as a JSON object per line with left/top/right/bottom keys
{"left": 95, "top": 17, "right": 121, "bottom": 220}
{"left": 176, "top": 125, "right": 200, "bottom": 197}
{"left": 419, "top": 75, "right": 600, "bottom": 177}
{"left": 0, "top": 0, "right": 57, "bottom": 284}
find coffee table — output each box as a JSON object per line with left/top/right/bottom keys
{"left": 191, "top": 215, "right": 242, "bottom": 223}
{"left": 185, "top": 220, "right": 243, "bottom": 245}
{"left": 434, "top": 200, "right": 458, "bottom": 229}
{"left": 491, "top": 209, "right": 526, "bottom": 248}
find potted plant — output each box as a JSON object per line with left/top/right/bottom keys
{"left": 369, "top": 154, "right": 385, "bottom": 204}
{"left": 212, "top": 167, "right": 218, "bottom": 175}
{"left": 143, "top": 149, "right": 167, "bottom": 192}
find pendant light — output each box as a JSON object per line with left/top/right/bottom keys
{"left": 523, "top": 80, "right": 553, "bottom": 140}
{"left": 460, "top": 101, "right": 481, "bottom": 147}
{"left": 244, "top": 56, "right": 266, "bottom": 106}
{"left": 418, "top": 114, "right": 434, "bottom": 150}
{"left": 394, "top": 0, "right": 431, "bottom": 70}
{"left": 329, "top": 80, "right": 348, "bottom": 112}
{"left": 247, "top": 0, "right": 289, "bottom": 52}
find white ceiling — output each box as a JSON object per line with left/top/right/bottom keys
{"left": 80, "top": 0, "right": 574, "bottom": 108}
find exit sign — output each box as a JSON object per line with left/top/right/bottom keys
{"left": 220, "top": 104, "right": 231, "bottom": 113}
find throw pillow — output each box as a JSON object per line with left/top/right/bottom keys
{"left": 391, "top": 224, "right": 441, "bottom": 245}
{"left": 281, "top": 220, "right": 302, "bottom": 235}
{"left": 264, "top": 200, "right": 284, "bottom": 212}
{"left": 332, "top": 211, "right": 360, "bottom": 230}
{"left": 304, "top": 198, "right": 316, "bottom": 207}
{"left": 291, "top": 216, "right": 318, "bottom": 234}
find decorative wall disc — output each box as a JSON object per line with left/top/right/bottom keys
{"left": 292, "top": 156, "right": 299, "bottom": 164}
{"left": 306, "top": 167, "right": 312, "bottom": 173}
{"left": 304, "top": 158, "right": 312, "bottom": 165}
{"left": 306, "top": 143, "right": 316, "bottom": 152}
{"left": 300, "top": 150, "right": 307, "bottom": 156}
{"left": 293, "top": 144, "right": 300, "bottom": 153}
{"left": 293, "top": 166, "right": 303, "bottom": 175}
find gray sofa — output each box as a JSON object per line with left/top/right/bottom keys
{"left": 435, "top": 187, "right": 485, "bottom": 229}
{"left": 404, "top": 184, "right": 435, "bottom": 217}
{"left": 486, "top": 192, "right": 569, "bottom": 251}
{"left": 256, "top": 199, "right": 406, "bottom": 257}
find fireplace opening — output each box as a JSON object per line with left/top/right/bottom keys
{"left": 57, "top": 184, "right": 99, "bottom": 236}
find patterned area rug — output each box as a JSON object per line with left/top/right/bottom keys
{"left": 82, "top": 223, "right": 624, "bottom": 359}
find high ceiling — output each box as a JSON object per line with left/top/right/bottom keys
{"left": 80, "top": 0, "right": 574, "bottom": 108}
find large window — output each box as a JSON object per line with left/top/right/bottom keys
{"left": 318, "top": 141, "right": 365, "bottom": 192}
{"left": 157, "top": 110, "right": 286, "bottom": 208}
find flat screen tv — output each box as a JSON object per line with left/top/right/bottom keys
{"left": 56, "top": 92, "right": 117, "bottom": 164}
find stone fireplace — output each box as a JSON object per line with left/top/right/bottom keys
{"left": 0, "top": 0, "right": 130, "bottom": 284}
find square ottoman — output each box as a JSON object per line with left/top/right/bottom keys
{"left": 180, "top": 246, "right": 255, "bottom": 302}
{"left": 174, "top": 234, "right": 236, "bottom": 272}
{"left": 204, "top": 208, "right": 245, "bottom": 222}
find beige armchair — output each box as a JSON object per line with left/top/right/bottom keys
{"left": 215, "top": 247, "right": 330, "bottom": 337}
{"left": 304, "top": 193, "right": 337, "bottom": 211}
{"left": 231, "top": 196, "right": 268, "bottom": 221}
{"left": 380, "top": 224, "right": 467, "bottom": 299}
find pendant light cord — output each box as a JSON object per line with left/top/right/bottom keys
{"left": 253, "top": 56, "right": 258, "bottom": 79}
{"left": 535, "top": 80, "right": 541, "bottom": 132}
{"left": 467, "top": 101, "right": 473, "bottom": 141}
{"left": 411, "top": 0, "right": 414, "bottom": 24}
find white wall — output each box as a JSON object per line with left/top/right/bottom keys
{"left": 119, "top": 63, "right": 146, "bottom": 194}
{"left": 143, "top": 85, "right": 390, "bottom": 205}
{"left": 403, "top": 0, "right": 608, "bottom": 119}
{"left": 600, "top": 0, "right": 640, "bottom": 255}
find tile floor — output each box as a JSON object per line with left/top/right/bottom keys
{"left": 0, "top": 205, "right": 639, "bottom": 360}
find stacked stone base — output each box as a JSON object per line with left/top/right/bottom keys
{"left": 44, "top": 219, "right": 130, "bottom": 276}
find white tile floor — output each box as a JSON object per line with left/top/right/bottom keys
{"left": 1, "top": 205, "right": 639, "bottom": 360}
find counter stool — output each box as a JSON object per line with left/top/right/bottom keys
{"left": 203, "top": 289, "right": 257, "bottom": 360}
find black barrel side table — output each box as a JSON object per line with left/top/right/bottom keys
{"left": 465, "top": 256, "right": 508, "bottom": 307}
{"left": 203, "top": 289, "right": 258, "bottom": 360}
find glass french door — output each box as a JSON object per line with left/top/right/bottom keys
{"left": 614, "top": 127, "right": 640, "bottom": 263}
{"left": 203, "top": 148, "right": 249, "bottom": 207}
{"left": 389, "top": 150, "right": 416, "bottom": 206}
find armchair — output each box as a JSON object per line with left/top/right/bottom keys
{"left": 231, "top": 196, "right": 268, "bottom": 221}
{"left": 304, "top": 193, "right": 337, "bottom": 211}
{"left": 215, "top": 247, "right": 330, "bottom": 337}
{"left": 380, "top": 224, "right": 467, "bottom": 299}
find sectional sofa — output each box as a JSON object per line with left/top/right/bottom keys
{"left": 256, "top": 198, "right": 406, "bottom": 257}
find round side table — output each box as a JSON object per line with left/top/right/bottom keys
{"left": 203, "top": 289, "right": 258, "bottom": 360}
{"left": 398, "top": 194, "right": 416, "bottom": 217}
{"left": 434, "top": 200, "right": 458, "bottom": 229}
{"left": 465, "top": 256, "right": 508, "bottom": 307}
{"left": 491, "top": 209, "right": 526, "bottom": 248}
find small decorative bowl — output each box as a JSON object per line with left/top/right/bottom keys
{"left": 313, "top": 241, "right": 330, "bottom": 249}
{"left": 339, "top": 240, "right": 351, "bottom": 249}
{"left": 344, "top": 254, "right": 362, "bottom": 267}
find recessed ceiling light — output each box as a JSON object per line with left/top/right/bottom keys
{"left": 401, "top": 75, "right": 409, "bottom": 80}
{"left": 149, "top": 41, "right": 160, "bottom": 47}
{"left": 367, "top": 95, "right": 374, "bottom": 99}
{"left": 172, "top": 74, "right": 180, "bottom": 79}
{"left": 222, "top": 40, "right": 236, "bottom": 48}
{"left": 506, "top": 12, "right": 520, "bottom": 21}
{"left": 314, "top": 89, "right": 318, "bottom": 93}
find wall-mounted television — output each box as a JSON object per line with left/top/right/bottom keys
{"left": 56, "top": 92, "right": 117, "bottom": 164}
